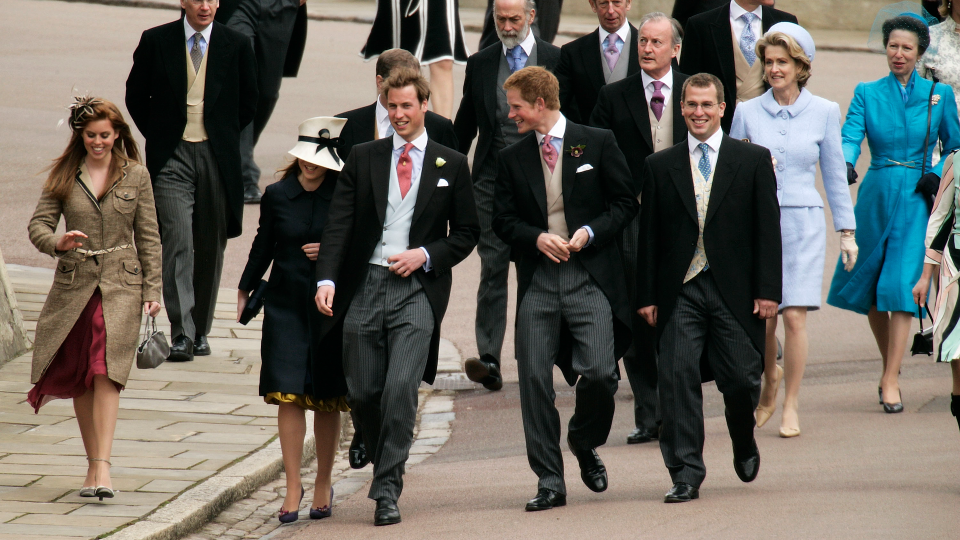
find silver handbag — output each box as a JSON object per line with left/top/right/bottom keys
{"left": 137, "top": 316, "right": 169, "bottom": 369}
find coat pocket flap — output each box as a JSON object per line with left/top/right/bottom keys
{"left": 116, "top": 190, "right": 137, "bottom": 201}
{"left": 122, "top": 261, "right": 142, "bottom": 275}
{"left": 57, "top": 260, "right": 77, "bottom": 273}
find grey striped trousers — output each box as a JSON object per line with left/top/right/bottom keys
{"left": 658, "top": 269, "right": 762, "bottom": 488}
{"left": 343, "top": 265, "right": 435, "bottom": 502}
{"left": 152, "top": 140, "right": 228, "bottom": 340}
{"left": 515, "top": 257, "right": 618, "bottom": 495}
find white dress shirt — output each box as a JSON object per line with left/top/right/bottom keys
{"left": 598, "top": 19, "right": 630, "bottom": 53}
{"left": 534, "top": 114, "right": 594, "bottom": 244}
{"left": 641, "top": 68, "right": 674, "bottom": 108}
{"left": 502, "top": 27, "right": 536, "bottom": 57}
{"left": 688, "top": 128, "right": 723, "bottom": 174}
{"left": 183, "top": 18, "right": 212, "bottom": 56}
{"left": 729, "top": 0, "right": 763, "bottom": 44}
{"left": 375, "top": 97, "right": 394, "bottom": 139}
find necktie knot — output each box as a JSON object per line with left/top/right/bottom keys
{"left": 541, "top": 135, "right": 558, "bottom": 173}
{"left": 739, "top": 12, "right": 758, "bottom": 23}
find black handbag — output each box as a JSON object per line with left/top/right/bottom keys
{"left": 239, "top": 279, "right": 268, "bottom": 325}
{"left": 911, "top": 303, "right": 934, "bottom": 356}
{"left": 915, "top": 82, "right": 940, "bottom": 213}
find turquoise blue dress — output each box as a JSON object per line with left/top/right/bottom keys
{"left": 827, "top": 72, "right": 960, "bottom": 315}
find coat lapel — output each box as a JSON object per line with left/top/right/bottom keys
{"left": 412, "top": 142, "right": 442, "bottom": 225}
{"left": 519, "top": 134, "right": 548, "bottom": 223}
{"left": 482, "top": 48, "right": 500, "bottom": 129}
{"left": 672, "top": 74, "right": 688, "bottom": 144}
{"left": 583, "top": 29, "right": 606, "bottom": 95}
{"left": 163, "top": 22, "right": 188, "bottom": 117}
{"left": 626, "top": 25, "right": 640, "bottom": 76}
{"left": 709, "top": 5, "right": 736, "bottom": 89}
{"left": 705, "top": 136, "right": 741, "bottom": 225}
{"left": 625, "top": 77, "right": 655, "bottom": 151}
{"left": 203, "top": 22, "right": 228, "bottom": 109}
{"left": 371, "top": 139, "right": 392, "bottom": 224}
{"left": 561, "top": 123, "right": 584, "bottom": 203}
{"left": 668, "top": 146, "right": 698, "bottom": 223}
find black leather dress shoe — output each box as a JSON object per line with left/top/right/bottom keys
{"left": 374, "top": 498, "right": 401, "bottom": 526}
{"left": 464, "top": 358, "right": 503, "bottom": 391}
{"left": 664, "top": 482, "right": 699, "bottom": 503}
{"left": 167, "top": 335, "right": 194, "bottom": 362}
{"left": 243, "top": 185, "right": 262, "bottom": 204}
{"left": 348, "top": 435, "right": 370, "bottom": 469}
{"left": 567, "top": 434, "right": 607, "bottom": 492}
{"left": 626, "top": 426, "right": 659, "bottom": 444}
{"left": 524, "top": 488, "right": 566, "bottom": 511}
{"left": 732, "top": 438, "right": 761, "bottom": 483}
{"left": 193, "top": 335, "right": 211, "bottom": 356}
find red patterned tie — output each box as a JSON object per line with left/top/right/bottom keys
{"left": 397, "top": 143, "right": 413, "bottom": 199}
{"left": 541, "top": 135, "right": 557, "bottom": 173}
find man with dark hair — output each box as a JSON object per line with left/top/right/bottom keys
{"left": 454, "top": 0, "right": 560, "bottom": 392}
{"left": 637, "top": 72, "right": 781, "bottom": 503}
{"left": 494, "top": 66, "right": 637, "bottom": 511}
{"left": 315, "top": 69, "right": 479, "bottom": 525}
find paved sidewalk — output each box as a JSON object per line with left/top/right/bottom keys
{"left": 0, "top": 265, "right": 464, "bottom": 540}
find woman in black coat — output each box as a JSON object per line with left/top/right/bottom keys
{"left": 238, "top": 117, "right": 348, "bottom": 523}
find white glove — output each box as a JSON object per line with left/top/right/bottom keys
{"left": 840, "top": 230, "right": 858, "bottom": 272}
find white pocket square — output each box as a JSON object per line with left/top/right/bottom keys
{"left": 437, "top": 179, "right": 449, "bottom": 187}
{"left": 576, "top": 164, "right": 594, "bottom": 173}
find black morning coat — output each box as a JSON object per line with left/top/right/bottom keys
{"left": 679, "top": 2, "right": 797, "bottom": 133}
{"left": 314, "top": 138, "right": 480, "bottom": 384}
{"left": 453, "top": 37, "right": 561, "bottom": 181}
{"left": 125, "top": 18, "right": 258, "bottom": 238}
{"left": 335, "top": 103, "right": 459, "bottom": 160}
{"left": 214, "top": 0, "right": 308, "bottom": 77}
{"left": 493, "top": 121, "right": 639, "bottom": 385}
{"left": 554, "top": 24, "right": 641, "bottom": 125}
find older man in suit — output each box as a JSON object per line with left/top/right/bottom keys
{"left": 494, "top": 67, "right": 637, "bottom": 511}
{"left": 637, "top": 73, "right": 781, "bottom": 503}
{"left": 679, "top": 0, "right": 797, "bottom": 132}
{"left": 590, "top": 11, "right": 687, "bottom": 446}
{"left": 126, "top": 0, "right": 257, "bottom": 362}
{"left": 477, "top": 0, "right": 565, "bottom": 49}
{"left": 314, "top": 69, "right": 479, "bottom": 525}
{"left": 454, "top": 0, "right": 560, "bottom": 392}
{"left": 554, "top": 0, "right": 640, "bottom": 124}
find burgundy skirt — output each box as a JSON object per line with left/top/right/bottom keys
{"left": 28, "top": 289, "right": 119, "bottom": 413}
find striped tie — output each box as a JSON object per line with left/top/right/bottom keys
{"left": 190, "top": 32, "right": 203, "bottom": 73}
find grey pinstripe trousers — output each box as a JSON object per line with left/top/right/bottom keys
{"left": 516, "top": 257, "right": 618, "bottom": 495}
{"left": 343, "top": 265, "right": 435, "bottom": 502}
{"left": 152, "top": 140, "right": 228, "bottom": 340}
{"left": 473, "top": 170, "right": 511, "bottom": 367}
{"left": 658, "top": 270, "right": 762, "bottom": 488}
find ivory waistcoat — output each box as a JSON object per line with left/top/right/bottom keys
{"left": 648, "top": 98, "right": 674, "bottom": 153}
{"left": 731, "top": 30, "right": 765, "bottom": 104}
{"left": 183, "top": 47, "right": 209, "bottom": 142}
{"left": 542, "top": 147, "right": 569, "bottom": 240}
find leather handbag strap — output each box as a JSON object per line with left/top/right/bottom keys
{"left": 922, "top": 81, "right": 936, "bottom": 177}
{"left": 918, "top": 302, "right": 934, "bottom": 330}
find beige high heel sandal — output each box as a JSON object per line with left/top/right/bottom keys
{"left": 755, "top": 365, "right": 783, "bottom": 428}
{"left": 88, "top": 458, "right": 115, "bottom": 501}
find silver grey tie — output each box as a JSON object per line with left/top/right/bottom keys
{"left": 190, "top": 32, "right": 203, "bottom": 73}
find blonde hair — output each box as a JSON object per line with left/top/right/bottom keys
{"left": 756, "top": 31, "right": 812, "bottom": 89}
{"left": 502, "top": 66, "right": 561, "bottom": 110}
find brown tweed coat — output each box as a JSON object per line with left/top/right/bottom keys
{"left": 28, "top": 162, "right": 162, "bottom": 386}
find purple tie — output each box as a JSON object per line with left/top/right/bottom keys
{"left": 603, "top": 34, "right": 621, "bottom": 72}
{"left": 650, "top": 81, "right": 665, "bottom": 121}
{"left": 541, "top": 135, "right": 557, "bottom": 173}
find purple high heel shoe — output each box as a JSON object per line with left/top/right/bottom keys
{"left": 309, "top": 487, "right": 334, "bottom": 519}
{"left": 278, "top": 486, "right": 304, "bottom": 524}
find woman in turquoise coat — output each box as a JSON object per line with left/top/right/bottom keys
{"left": 827, "top": 15, "right": 960, "bottom": 413}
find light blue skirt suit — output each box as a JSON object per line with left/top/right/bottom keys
{"left": 827, "top": 72, "right": 960, "bottom": 315}
{"left": 731, "top": 88, "right": 856, "bottom": 310}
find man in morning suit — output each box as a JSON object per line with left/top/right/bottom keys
{"left": 553, "top": 0, "right": 640, "bottom": 124}
{"left": 126, "top": 0, "right": 257, "bottom": 362}
{"left": 454, "top": 0, "right": 560, "bottom": 392}
{"left": 215, "top": 0, "right": 308, "bottom": 203}
{"left": 493, "top": 67, "right": 637, "bottom": 511}
{"left": 637, "top": 73, "right": 781, "bottom": 503}
{"left": 314, "top": 69, "right": 479, "bottom": 526}
{"left": 477, "top": 0, "right": 564, "bottom": 50}
{"left": 334, "top": 47, "right": 458, "bottom": 472}
{"left": 679, "top": 0, "right": 797, "bottom": 132}
{"left": 590, "top": 11, "right": 687, "bottom": 446}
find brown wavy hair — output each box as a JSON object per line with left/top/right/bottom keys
{"left": 43, "top": 98, "right": 141, "bottom": 201}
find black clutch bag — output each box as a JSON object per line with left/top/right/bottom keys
{"left": 239, "top": 279, "right": 268, "bottom": 325}
{"left": 911, "top": 304, "right": 934, "bottom": 356}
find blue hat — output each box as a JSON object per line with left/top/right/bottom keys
{"left": 766, "top": 22, "right": 816, "bottom": 62}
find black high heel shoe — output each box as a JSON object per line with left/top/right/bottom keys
{"left": 278, "top": 486, "right": 305, "bottom": 523}
{"left": 881, "top": 388, "right": 904, "bottom": 414}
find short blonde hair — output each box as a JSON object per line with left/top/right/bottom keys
{"left": 756, "top": 31, "right": 812, "bottom": 89}
{"left": 503, "top": 66, "right": 561, "bottom": 110}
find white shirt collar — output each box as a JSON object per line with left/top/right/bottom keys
{"left": 598, "top": 19, "right": 631, "bottom": 48}
{"left": 502, "top": 29, "right": 536, "bottom": 57}
{"left": 641, "top": 68, "right": 674, "bottom": 91}
{"left": 729, "top": 0, "right": 763, "bottom": 22}
{"left": 375, "top": 98, "right": 392, "bottom": 138}
{"left": 183, "top": 17, "right": 213, "bottom": 45}
{"left": 535, "top": 113, "right": 567, "bottom": 145}
{"left": 687, "top": 128, "right": 724, "bottom": 155}
{"left": 392, "top": 129, "right": 429, "bottom": 151}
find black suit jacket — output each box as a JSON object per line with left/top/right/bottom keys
{"left": 679, "top": 4, "right": 797, "bottom": 133}
{"left": 493, "top": 121, "right": 638, "bottom": 384}
{"left": 335, "top": 103, "right": 459, "bottom": 161}
{"left": 125, "top": 19, "right": 258, "bottom": 238}
{"left": 671, "top": 0, "right": 726, "bottom": 28}
{"left": 637, "top": 135, "right": 781, "bottom": 359}
{"left": 554, "top": 25, "right": 641, "bottom": 125}
{"left": 454, "top": 38, "right": 561, "bottom": 181}
{"left": 315, "top": 138, "right": 480, "bottom": 384}
{"left": 214, "top": 0, "right": 307, "bottom": 77}
{"left": 590, "top": 70, "right": 689, "bottom": 195}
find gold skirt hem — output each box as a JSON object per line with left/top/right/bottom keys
{"left": 263, "top": 393, "right": 350, "bottom": 412}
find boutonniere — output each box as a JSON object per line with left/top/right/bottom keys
{"left": 568, "top": 144, "right": 586, "bottom": 158}
{"left": 435, "top": 157, "right": 446, "bottom": 168}
{"left": 932, "top": 94, "right": 942, "bottom": 106}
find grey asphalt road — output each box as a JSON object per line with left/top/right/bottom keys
{"left": 2, "top": 1, "right": 958, "bottom": 538}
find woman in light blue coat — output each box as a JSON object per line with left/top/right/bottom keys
{"left": 732, "top": 24, "right": 857, "bottom": 438}
{"left": 826, "top": 15, "right": 960, "bottom": 414}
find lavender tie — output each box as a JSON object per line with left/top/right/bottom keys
{"left": 603, "top": 34, "right": 621, "bottom": 72}
{"left": 650, "top": 81, "right": 666, "bottom": 121}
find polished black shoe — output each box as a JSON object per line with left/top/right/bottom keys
{"left": 664, "top": 482, "right": 699, "bottom": 503}
{"left": 567, "top": 434, "right": 607, "bottom": 492}
{"left": 626, "top": 426, "right": 659, "bottom": 444}
{"left": 464, "top": 358, "right": 503, "bottom": 391}
{"left": 243, "top": 185, "right": 263, "bottom": 204}
{"left": 193, "top": 335, "right": 211, "bottom": 356}
{"left": 732, "top": 438, "right": 760, "bottom": 483}
{"left": 167, "top": 335, "right": 194, "bottom": 362}
{"left": 348, "top": 435, "right": 370, "bottom": 469}
{"left": 524, "top": 488, "right": 566, "bottom": 511}
{"left": 374, "top": 498, "right": 401, "bottom": 526}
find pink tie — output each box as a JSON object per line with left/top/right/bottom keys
{"left": 541, "top": 135, "right": 557, "bottom": 173}
{"left": 650, "top": 81, "right": 665, "bottom": 121}
{"left": 397, "top": 143, "right": 413, "bottom": 198}
{"left": 603, "top": 34, "right": 621, "bottom": 72}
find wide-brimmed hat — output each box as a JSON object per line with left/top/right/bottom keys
{"left": 288, "top": 117, "right": 348, "bottom": 171}
{"left": 766, "top": 22, "right": 816, "bottom": 62}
